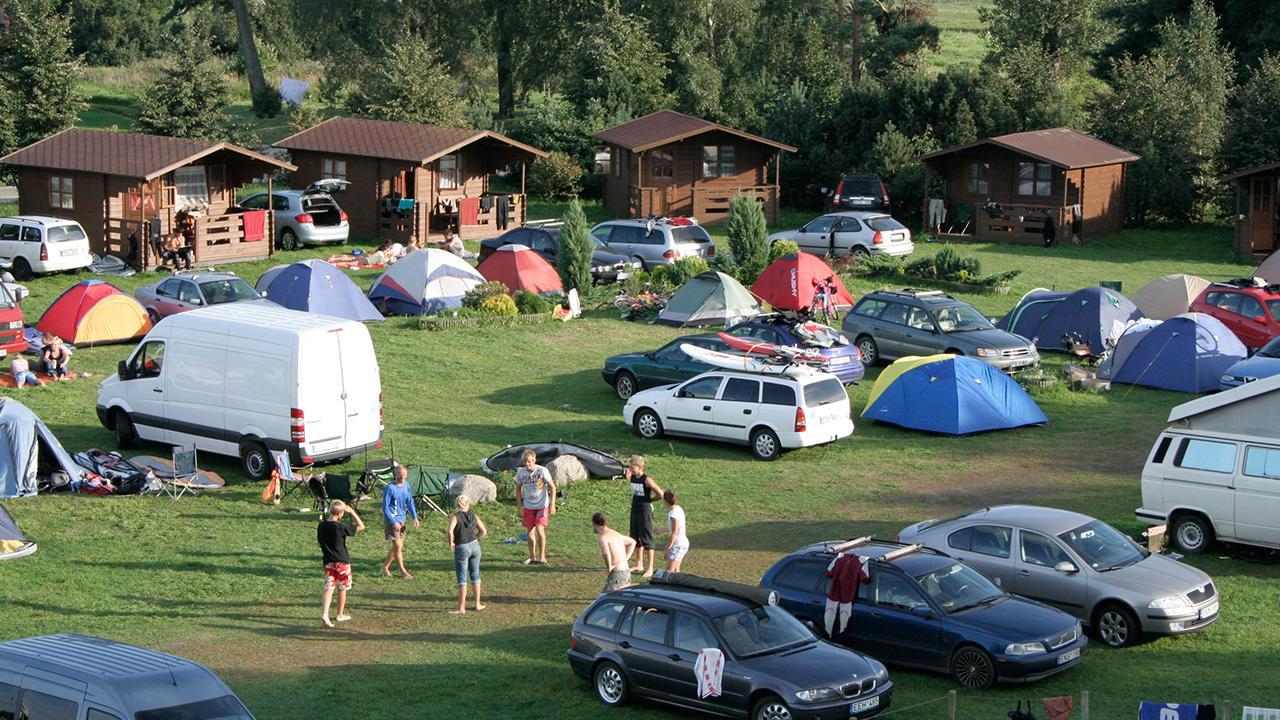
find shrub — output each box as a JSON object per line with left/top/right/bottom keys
{"left": 768, "top": 240, "right": 800, "bottom": 264}
{"left": 462, "top": 281, "right": 511, "bottom": 310}
{"left": 556, "top": 199, "right": 594, "bottom": 292}
{"left": 527, "top": 151, "right": 583, "bottom": 200}
{"left": 514, "top": 290, "right": 552, "bottom": 314}
{"left": 288, "top": 102, "right": 324, "bottom": 136}
{"left": 857, "top": 253, "right": 905, "bottom": 276}
{"left": 478, "top": 293, "right": 519, "bottom": 317}
{"left": 668, "top": 256, "right": 709, "bottom": 286}
{"left": 726, "top": 193, "right": 769, "bottom": 283}
{"left": 931, "top": 246, "right": 981, "bottom": 281}
{"left": 648, "top": 265, "right": 672, "bottom": 290}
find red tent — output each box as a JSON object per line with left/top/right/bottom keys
{"left": 750, "top": 253, "right": 854, "bottom": 311}
{"left": 36, "top": 280, "right": 152, "bottom": 345}
{"left": 476, "top": 244, "right": 564, "bottom": 294}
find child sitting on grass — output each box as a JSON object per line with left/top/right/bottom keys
{"left": 41, "top": 335, "right": 70, "bottom": 379}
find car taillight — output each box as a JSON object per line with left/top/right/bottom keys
{"left": 880, "top": 181, "right": 890, "bottom": 205}
{"left": 290, "top": 407, "right": 305, "bottom": 442}
{"left": 295, "top": 213, "right": 314, "bottom": 224}
{"left": 872, "top": 231, "right": 884, "bottom": 245}
{"left": 706, "top": 245, "right": 716, "bottom": 257}
{"left": 39, "top": 243, "right": 48, "bottom": 261}
{"left": 569, "top": 634, "right": 578, "bottom": 649}
{"left": 339, "top": 210, "right": 349, "bottom": 222}
{"left": 663, "top": 249, "right": 678, "bottom": 260}
{"left": 853, "top": 346, "right": 861, "bottom": 362}
{"left": 794, "top": 407, "right": 807, "bottom": 432}
{"left": 379, "top": 392, "right": 384, "bottom": 431}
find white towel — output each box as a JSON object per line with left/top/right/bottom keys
{"left": 695, "top": 648, "right": 724, "bottom": 699}
{"left": 279, "top": 77, "right": 311, "bottom": 106}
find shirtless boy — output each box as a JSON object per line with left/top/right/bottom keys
{"left": 593, "top": 512, "right": 636, "bottom": 593}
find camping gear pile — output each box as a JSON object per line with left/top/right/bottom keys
{"left": 657, "top": 271, "right": 760, "bottom": 327}
{"left": 256, "top": 259, "right": 383, "bottom": 323}
{"left": 481, "top": 442, "right": 625, "bottom": 478}
{"left": 37, "top": 280, "right": 152, "bottom": 345}
{"left": 367, "top": 248, "right": 485, "bottom": 315}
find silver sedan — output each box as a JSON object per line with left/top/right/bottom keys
{"left": 768, "top": 211, "right": 913, "bottom": 258}
{"left": 899, "top": 505, "right": 1219, "bottom": 648}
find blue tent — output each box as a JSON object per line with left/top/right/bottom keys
{"left": 862, "top": 354, "right": 1048, "bottom": 436}
{"left": 997, "top": 286, "right": 1144, "bottom": 355}
{"left": 0, "top": 398, "right": 84, "bottom": 498}
{"left": 255, "top": 260, "right": 382, "bottom": 323}
{"left": 1096, "top": 313, "right": 1248, "bottom": 393}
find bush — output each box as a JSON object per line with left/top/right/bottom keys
{"left": 668, "top": 256, "right": 709, "bottom": 286}
{"left": 930, "top": 247, "right": 981, "bottom": 281}
{"left": 768, "top": 240, "right": 800, "bottom": 264}
{"left": 647, "top": 265, "right": 672, "bottom": 290}
{"left": 514, "top": 290, "right": 552, "bottom": 314}
{"left": 527, "top": 151, "right": 583, "bottom": 200}
{"left": 462, "top": 281, "right": 511, "bottom": 310}
{"left": 857, "top": 253, "right": 905, "bottom": 276}
{"left": 726, "top": 194, "right": 769, "bottom": 283}
{"left": 478, "top": 293, "right": 518, "bottom": 316}
{"left": 556, "top": 199, "right": 594, "bottom": 292}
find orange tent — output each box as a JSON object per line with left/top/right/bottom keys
{"left": 36, "top": 281, "right": 152, "bottom": 345}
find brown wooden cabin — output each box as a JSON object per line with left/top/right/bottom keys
{"left": 275, "top": 117, "right": 547, "bottom": 244}
{"left": 1222, "top": 162, "right": 1280, "bottom": 257}
{"left": 0, "top": 128, "right": 294, "bottom": 269}
{"left": 920, "top": 127, "right": 1139, "bottom": 244}
{"left": 593, "top": 110, "right": 796, "bottom": 225}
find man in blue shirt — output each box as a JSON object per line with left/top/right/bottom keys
{"left": 380, "top": 464, "right": 421, "bottom": 579}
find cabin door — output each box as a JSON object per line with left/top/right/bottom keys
{"left": 1249, "top": 176, "right": 1276, "bottom": 252}
{"left": 647, "top": 148, "right": 674, "bottom": 216}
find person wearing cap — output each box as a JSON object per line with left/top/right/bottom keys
{"left": 380, "top": 464, "right": 420, "bottom": 579}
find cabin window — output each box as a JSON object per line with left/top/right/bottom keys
{"left": 594, "top": 149, "right": 611, "bottom": 175}
{"left": 702, "top": 145, "right": 736, "bottom": 178}
{"left": 650, "top": 149, "right": 673, "bottom": 178}
{"left": 438, "top": 154, "right": 460, "bottom": 190}
{"left": 174, "top": 166, "right": 209, "bottom": 209}
{"left": 967, "top": 162, "right": 989, "bottom": 195}
{"left": 1018, "top": 162, "right": 1053, "bottom": 197}
{"left": 322, "top": 158, "right": 347, "bottom": 181}
{"left": 613, "top": 147, "right": 623, "bottom": 178}
{"left": 49, "top": 176, "right": 74, "bottom": 209}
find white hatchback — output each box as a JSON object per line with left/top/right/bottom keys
{"left": 622, "top": 369, "right": 854, "bottom": 460}
{"left": 0, "top": 216, "right": 93, "bottom": 279}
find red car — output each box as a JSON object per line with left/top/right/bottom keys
{"left": 1190, "top": 281, "right": 1280, "bottom": 350}
{"left": 0, "top": 283, "right": 28, "bottom": 354}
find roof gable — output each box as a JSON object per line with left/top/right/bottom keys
{"left": 275, "top": 116, "right": 547, "bottom": 163}
{"left": 593, "top": 110, "right": 796, "bottom": 153}
{"left": 921, "top": 127, "right": 1139, "bottom": 169}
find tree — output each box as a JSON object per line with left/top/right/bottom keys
{"left": 567, "top": 5, "right": 672, "bottom": 120}
{"left": 345, "top": 35, "right": 467, "bottom": 127}
{"left": 726, "top": 193, "right": 769, "bottom": 283}
{"left": 68, "top": 0, "right": 166, "bottom": 65}
{"left": 2, "top": 0, "right": 85, "bottom": 149}
{"left": 229, "top": 0, "right": 276, "bottom": 116}
{"left": 135, "top": 31, "right": 231, "bottom": 141}
{"left": 1222, "top": 53, "right": 1280, "bottom": 172}
{"left": 865, "top": 121, "right": 937, "bottom": 227}
{"left": 557, "top": 199, "right": 594, "bottom": 292}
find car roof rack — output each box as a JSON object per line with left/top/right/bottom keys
{"left": 1214, "top": 278, "right": 1280, "bottom": 294}
{"left": 524, "top": 219, "right": 564, "bottom": 228}
{"left": 825, "top": 537, "right": 873, "bottom": 553}
{"left": 879, "top": 288, "right": 948, "bottom": 299}
{"left": 649, "top": 570, "right": 780, "bottom": 607}
{"left": 174, "top": 269, "right": 234, "bottom": 277}
{"left": 820, "top": 538, "right": 939, "bottom": 563}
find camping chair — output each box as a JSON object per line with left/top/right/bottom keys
{"left": 951, "top": 202, "right": 973, "bottom": 235}
{"left": 405, "top": 465, "right": 451, "bottom": 518}
{"left": 272, "top": 450, "right": 312, "bottom": 505}
{"left": 161, "top": 445, "right": 198, "bottom": 500}
{"left": 308, "top": 473, "right": 360, "bottom": 514}
{"left": 362, "top": 456, "right": 397, "bottom": 490}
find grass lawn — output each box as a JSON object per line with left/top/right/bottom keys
{"left": 2, "top": 214, "right": 1277, "bottom": 719}
{"left": 930, "top": 0, "right": 990, "bottom": 70}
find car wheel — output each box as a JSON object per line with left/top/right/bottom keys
{"left": 279, "top": 228, "right": 300, "bottom": 251}
{"left": 11, "top": 257, "right": 33, "bottom": 281}
{"left": 633, "top": 409, "right": 663, "bottom": 439}
{"left": 752, "top": 694, "right": 794, "bottom": 720}
{"left": 113, "top": 410, "right": 137, "bottom": 450}
{"left": 751, "top": 427, "right": 782, "bottom": 461}
{"left": 1094, "top": 603, "right": 1140, "bottom": 648}
{"left": 614, "top": 372, "right": 638, "bottom": 401}
{"left": 856, "top": 335, "right": 880, "bottom": 365}
{"left": 851, "top": 246, "right": 870, "bottom": 260}
{"left": 593, "top": 661, "right": 629, "bottom": 706}
{"left": 1171, "top": 514, "right": 1213, "bottom": 554}
{"left": 950, "top": 646, "right": 995, "bottom": 689}
{"left": 632, "top": 255, "right": 648, "bottom": 272}
{"left": 239, "top": 440, "right": 271, "bottom": 481}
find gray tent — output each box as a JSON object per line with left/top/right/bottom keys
{"left": 1131, "top": 274, "right": 1210, "bottom": 320}
{"left": 1256, "top": 251, "right": 1280, "bottom": 284}
{"left": 1168, "top": 372, "right": 1280, "bottom": 440}
{"left": 0, "top": 399, "right": 84, "bottom": 498}
{"left": 0, "top": 503, "right": 36, "bottom": 560}
{"left": 656, "top": 271, "right": 762, "bottom": 327}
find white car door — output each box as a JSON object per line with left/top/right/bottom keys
{"left": 793, "top": 216, "right": 835, "bottom": 255}
{"left": 711, "top": 376, "right": 761, "bottom": 444}
{"left": 830, "top": 216, "right": 866, "bottom": 256}
{"left": 1236, "top": 445, "right": 1280, "bottom": 546}
{"left": 122, "top": 340, "right": 169, "bottom": 443}
{"left": 663, "top": 375, "right": 724, "bottom": 437}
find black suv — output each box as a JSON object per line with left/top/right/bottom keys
{"left": 477, "top": 221, "right": 639, "bottom": 283}
{"left": 568, "top": 572, "right": 892, "bottom": 720}
{"left": 824, "top": 174, "right": 890, "bottom": 211}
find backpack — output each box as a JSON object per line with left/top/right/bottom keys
{"left": 1009, "top": 701, "right": 1036, "bottom": 720}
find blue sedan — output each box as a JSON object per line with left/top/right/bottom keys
{"left": 760, "top": 540, "right": 1086, "bottom": 689}
{"left": 725, "top": 318, "right": 865, "bottom": 384}
{"left": 1221, "top": 336, "right": 1280, "bottom": 389}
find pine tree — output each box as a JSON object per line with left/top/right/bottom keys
{"left": 2, "top": 0, "right": 85, "bottom": 148}
{"left": 135, "top": 31, "right": 231, "bottom": 140}
{"left": 1222, "top": 53, "right": 1280, "bottom": 173}
{"left": 345, "top": 35, "right": 466, "bottom": 127}
{"left": 726, "top": 193, "right": 769, "bottom": 283}
{"left": 557, "top": 199, "right": 594, "bottom": 292}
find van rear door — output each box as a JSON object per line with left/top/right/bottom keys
{"left": 337, "top": 325, "right": 382, "bottom": 449}
{"left": 299, "top": 329, "right": 351, "bottom": 456}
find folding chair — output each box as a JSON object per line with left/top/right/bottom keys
{"left": 362, "top": 456, "right": 397, "bottom": 491}
{"left": 162, "top": 445, "right": 198, "bottom": 500}
{"left": 272, "top": 450, "right": 312, "bottom": 505}
{"left": 308, "top": 473, "right": 360, "bottom": 514}
{"left": 405, "top": 465, "right": 451, "bottom": 517}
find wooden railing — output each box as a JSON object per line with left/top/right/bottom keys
{"left": 629, "top": 185, "right": 658, "bottom": 217}
{"left": 192, "top": 212, "right": 270, "bottom": 263}
{"left": 693, "top": 186, "right": 777, "bottom": 223}
{"left": 425, "top": 194, "right": 528, "bottom": 239}
{"left": 974, "top": 203, "right": 1073, "bottom": 245}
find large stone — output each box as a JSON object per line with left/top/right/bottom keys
{"left": 449, "top": 474, "right": 497, "bottom": 504}
{"left": 547, "top": 454, "right": 589, "bottom": 485}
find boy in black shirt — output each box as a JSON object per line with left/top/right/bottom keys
{"left": 318, "top": 500, "right": 365, "bottom": 628}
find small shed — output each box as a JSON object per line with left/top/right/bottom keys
{"left": 593, "top": 110, "right": 796, "bottom": 225}
{"left": 920, "top": 127, "right": 1139, "bottom": 244}
{"left": 275, "top": 117, "right": 547, "bottom": 244}
{"left": 1222, "top": 162, "right": 1280, "bottom": 257}
{"left": 0, "top": 128, "right": 295, "bottom": 269}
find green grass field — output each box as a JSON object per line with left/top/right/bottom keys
{"left": 2, "top": 212, "right": 1277, "bottom": 719}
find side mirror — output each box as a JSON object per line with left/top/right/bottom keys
{"left": 1254, "top": 316, "right": 1267, "bottom": 323}
{"left": 11, "top": 286, "right": 28, "bottom": 303}
{"left": 189, "top": 298, "right": 203, "bottom": 306}
{"left": 911, "top": 605, "right": 936, "bottom": 620}
{"left": 117, "top": 360, "right": 131, "bottom": 380}
{"left": 820, "top": 187, "right": 830, "bottom": 195}
{"left": 1054, "top": 561, "right": 1079, "bottom": 574}
{"left": 676, "top": 390, "right": 689, "bottom": 399}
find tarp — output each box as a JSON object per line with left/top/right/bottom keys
{"left": 36, "top": 280, "right": 152, "bottom": 345}
{"left": 657, "top": 271, "right": 762, "bottom": 327}
{"left": 750, "top": 253, "right": 854, "bottom": 312}
{"left": 1096, "top": 313, "right": 1248, "bottom": 393}
{"left": 367, "top": 248, "right": 485, "bottom": 315}
{"left": 476, "top": 244, "right": 563, "bottom": 294}
{"left": 862, "top": 354, "right": 1048, "bottom": 435}
{"left": 0, "top": 503, "right": 36, "bottom": 560}
{"left": 1256, "top": 251, "right": 1280, "bottom": 283}
{"left": 480, "top": 442, "right": 625, "bottom": 478}
{"left": 0, "top": 398, "right": 85, "bottom": 499}
{"left": 1131, "top": 274, "right": 1211, "bottom": 320}
{"left": 996, "top": 286, "right": 1144, "bottom": 355}
{"left": 255, "top": 259, "right": 383, "bottom": 323}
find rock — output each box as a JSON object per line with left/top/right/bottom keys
{"left": 449, "top": 474, "right": 497, "bottom": 504}
{"left": 547, "top": 454, "right": 589, "bottom": 485}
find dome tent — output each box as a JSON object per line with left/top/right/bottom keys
{"left": 476, "top": 244, "right": 563, "bottom": 294}
{"left": 1256, "top": 251, "right": 1280, "bottom": 283}
{"left": 0, "top": 398, "right": 85, "bottom": 498}
{"left": 367, "top": 249, "right": 485, "bottom": 315}
{"left": 1131, "top": 274, "right": 1211, "bottom": 321}
{"left": 36, "top": 280, "right": 151, "bottom": 345}
{"left": 997, "top": 286, "right": 1143, "bottom": 355}
{"left": 750, "top": 253, "right": 854, "bottom": 312}
{"left": 1096, "top": 313, "right": 1247, "bottom": 393}
{"left": 0, "top": 503, "right": 36, "bottom": 560}
{"left": 657, "top": 271, "right": 762, "bottom": 327}
{"left": 255, "top": 259, "right": 383, "bottom": 323}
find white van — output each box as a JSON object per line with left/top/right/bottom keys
{"left": 1136, "top": 375, "right": 1280, "bottom": 554}
{"left": 96, "top": 304, "right": 383, "bottom": 480}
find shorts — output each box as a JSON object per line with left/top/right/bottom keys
{"left": 522, "top": 507, "right": 548, "bottom": 529}
{"left": 323, "top": 562, "right": 352, "bottom": 591}
{"left": 603, "top": 568, "right": 631, "bottom": 593}
{"left": 629, "top": 506, "right": 654, "bottom": 549}
{"left": 666, "top": 542, "right": 689, "bottom": 562}
{"left": 454, "top": 540, "right": 482, "bottom": 586}
{"left": 384, "top": 522, "right": 405, "bottom": 541}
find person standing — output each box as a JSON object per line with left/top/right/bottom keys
{"left": 594, "top": 512, "right": 636, "bottom": 593}
{"left": 447, "top": 495, "right": 487, "bottom": 614}
{"left": 380, "top": 464, "right": 421, "bottom": 579}
{"left": 662, "top": 490, "right": 688, "bottom": 573}
{"left": 515, "top": 449, "right": 556, "bottom": 565}
{"left": 625, "top": 455, "right": 663, "bottom": 578}
{"left": 318, "top": 500, "right": 365, "bottom": 628}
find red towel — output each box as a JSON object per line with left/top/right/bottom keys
{"left": 459, "top": 198, "right": 480, "bottom": 226}
{"left": 1042, "top": 696, "right": 1073, "bottom": 720}
{"left": 241, "top": 209, "right": 266, "bottom": 242}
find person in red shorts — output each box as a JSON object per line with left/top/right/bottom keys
{"left": 318, "top": 500, "right": 365, "bottom": 628}
{"left": 514, "top": 449, "right": 557, "bottom": 565}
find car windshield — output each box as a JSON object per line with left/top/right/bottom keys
{"left": 932, "top": 305, "right": 994, "bottom": 332}
{"left": 803, "top": 377, "right": 847, "bottom": 407}
{"left": 199, "top": 279, "right": 260, "bottom": 304}
{"left": 841, "top": 179, "right": 880, "bottom": 195}
{"left": 0, "top": 284, "right": 14, "bottom": 310}
{"left": 712, "top": 605, "right": 814, "bottom": 658}
{"left": 46, "top": 225, "right": 86, "bottom": 242}
{"left": 135, "top": 694, "right": 254, "bottom": 720}
{"left": 917, "top": 562, "right": 1005, "bottom": 613}
{"left": 671, "top": 226, "right": 712, "bottom": 244}
{"left": 1058, "top": 520, "right": 1147, "bottom": 571}
{"left": 1257, "top": 336, "right": 1280, "bottom": 358}
{"left": 865, "top": 216, "right": 905, "bottom": 232}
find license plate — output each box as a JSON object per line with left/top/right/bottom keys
{"left": 851, "top": 695, "right": 879, "bottom": 714}
{"left": 61, "top": 249, "right": 78, "bottom": 257}
{"left": 827, "top": 356, "right": 850, "bottom": 366}
{"left": 1057, "top": 648, "right": 1080, "bottom": 665}
{"left": 1199, "top": 601, "right": 1219, "bottom": 620}
{"left": 614, "top": 272, "right": 629, "bottom": 281}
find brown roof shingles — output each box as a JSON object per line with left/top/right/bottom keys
{"left": 593, "top": 110, "right": 797, "bottom": 153}
{"left": 921, "top": 127, "right": 1139, "bottom": 169}
{"left": 274, "top": 116, "right": 547, "bottom": 163}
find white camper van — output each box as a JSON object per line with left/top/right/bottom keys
{"left": 1136, "top": 374, "right": 1280, "bottom": 553}
{"left": 96, "top": 304, "right": 383, "bottom": 479}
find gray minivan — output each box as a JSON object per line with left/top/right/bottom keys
{"left": 0, "top": 634, "right": 254, "bottom": 719}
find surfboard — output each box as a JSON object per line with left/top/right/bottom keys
{"left": 682, "top": 343, "right": 816, "bottom": 377}
{"left": 716, "top": 332, "right": 826, "bottom": 364}
{"left": 129, "top": 456, "right": 226, "bottom": 489}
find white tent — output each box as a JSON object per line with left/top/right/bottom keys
{"left": 1131, "top": 274, "right": 1211, "bottom": 320}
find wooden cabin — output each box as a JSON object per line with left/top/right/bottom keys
{"left": 920, "top": 127, "right": 1139, "bottom": 244}
{"left": 0, "top": 128, "right": 294, "bottom": 269}
{"left": 1223, "top": 162, "right": 1280, "bottom": 257}
{"left": 593, "top": 110, "right": 796, "bottom": 225}
{"left": 275, "top": 117, "right": 547, "bottom": 244}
